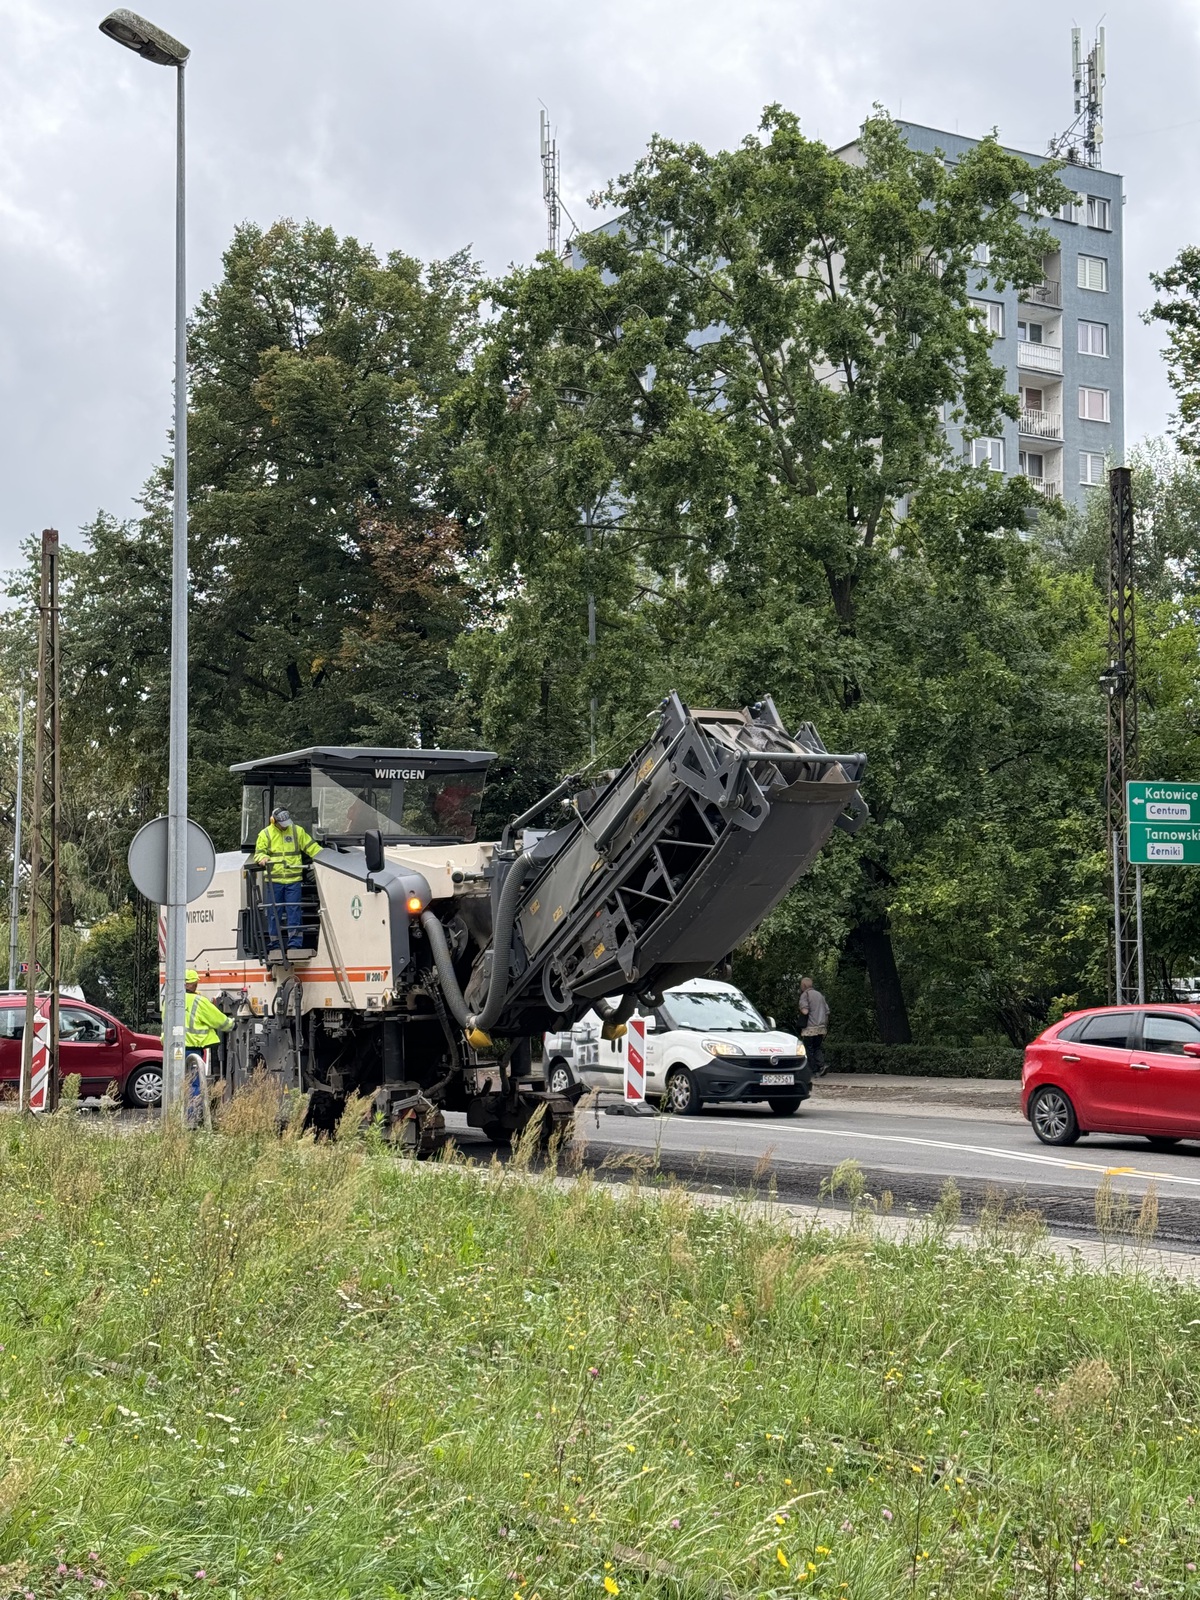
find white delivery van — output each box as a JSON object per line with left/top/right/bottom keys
{"left": 570, "top": 978, "right": 810, "bottom": 1116}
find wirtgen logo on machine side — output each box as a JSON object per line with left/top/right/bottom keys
{"left": 374, "top": 767, "right": 425, "bottom": 779}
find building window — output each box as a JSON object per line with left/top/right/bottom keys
{"left": 1078, "top": 320, "right": 1109, "bottom": 356}
{"left": 972, "top": 243, "right": 991, "bottom": 265}
{"left": 1019, "top": 451, "right": 1045, "bottom": 479}
{"left": 1059, "top": 193, "right": 1086, "bottom": 223}
{"left": 971, "top": 300, "right": 1004, "bottom": 336}
{"left": 1018, "top": 319, "right": 1044, "bottom": 344}
{"left": 972, "top": 438, "right": 1005, "bottom": 471}
{"left": 1078, "top": 254, "right": 1108, "bottom": 292}
{"left": 1080, "top": 451, "right": 1106, "bottom": 485}
{"left": 1079, "top": 387, "right": 1110, "bottom": 423}
{"left": 1087, "top": 195, "right": 1111, "bottom": 230}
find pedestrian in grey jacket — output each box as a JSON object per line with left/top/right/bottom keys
{"left": 799, "top": 977, "right": 829, "bottom": 1077}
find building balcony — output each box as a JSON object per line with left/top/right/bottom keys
{"left": 1024, "top": 476, "right": 1062, "bottom": 501}
{"left": 1023, "top": 280, "right": 1061, "bottom": 308}
{"left": 1018, "top": 340, "right": 1063, "bottom": 374}
{"left": 1020, "top": 407, "right": 1063, "bottom": 440}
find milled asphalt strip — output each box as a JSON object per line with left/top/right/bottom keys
{"left": 677, "top": 1187, "right": 1200, "bottom": 1284}
{"left": 686, "top": 1117, "right": 1200, "bottom": 1190}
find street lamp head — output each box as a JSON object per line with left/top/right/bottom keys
{"left": 99, "top": 8, "right": 189, "bottom": 66}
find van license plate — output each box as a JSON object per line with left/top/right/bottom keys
{"left": 760, "top": 1072, "right": 794, "bottom": 1086}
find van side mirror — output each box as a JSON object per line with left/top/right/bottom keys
{"left": 105, "top": 1024, "right": 118, "bottom": 1044}
{"left": 364, "top": 829, "right": 385, "bottom": 875}
{"left": 768, "top": 1016, "right": 776, "bottom": 1029}
{"left": 641, "top": 1015, "right": 656, "bottom": 1032}
{"left": 1183, "top": 1042, "right": 1200, "bottom": 1059}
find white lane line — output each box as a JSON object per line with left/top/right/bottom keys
{"left": 664, "top": 1120, "right": 1200, "bottom": 1190}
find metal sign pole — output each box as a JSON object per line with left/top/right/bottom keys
{"left": 1135, "top": 864, "right": 1145, "bottom": 1003}
{"left": 1112, "top": 830, "right": 1123, "bottom": 1006}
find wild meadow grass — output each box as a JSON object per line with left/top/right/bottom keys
{"left": 0, "top": 1098, "right": 1199, "bottom": 1598}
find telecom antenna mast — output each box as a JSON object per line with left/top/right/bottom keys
{"left": 1048, "top": 26, "right": 1106, "bottom": 167}
{"left": 540, "top": 106, "right": 561, "bottom": 256}
{"left": 19, "top": 528, "right": 61, "bottom": 1113}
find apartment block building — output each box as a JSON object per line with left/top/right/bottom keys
{"left": 881, "top": 123, "right": 1125, "bottom": 510}
{"left": 577, "top": 120, "right": 1123, "bottom": 511}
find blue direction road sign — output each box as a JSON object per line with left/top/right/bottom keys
{"left": 1127, "top": 782, "right": 1200, "bottom": 865}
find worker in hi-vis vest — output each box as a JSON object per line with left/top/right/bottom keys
{"left": 162, "top": 969, "right": 232, "bottom": 1059}
{"left": 254, "top": 805, "right": 321, "bottom": 953}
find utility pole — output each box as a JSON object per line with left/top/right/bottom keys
{"left": 7, "top": 685, "right": 25, "bottom": 991}
{"left": 99, "top": 10, "right": 192, "bottom": 1115}
{"left": 19, "top": 530, "right": 61, "bottom": 1113}
{"left": 131, "top": 784, "right": 155, "bottom": 1026}
{"left": 1101, "top": 467, "right": 1138, "bottom": 1004}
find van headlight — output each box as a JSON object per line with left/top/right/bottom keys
{"left": 702, "top": 1039, "right": 745, "bottom": 1058}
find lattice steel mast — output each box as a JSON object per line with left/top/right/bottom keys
{"left": 1101, "top": 468, "right": 1138, "bottom": 1003}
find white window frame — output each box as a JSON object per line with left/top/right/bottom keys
{"left": 1080, "top": 451, "right": 1106, "bottom": 486}
{"left": 972, "top": 243, "right": 991, "bottom": 266}
{"left": 970, "top": 299, "right": 1004, "bottom": 337}
{"left": 1019, "top": 450, "right": 1045, "bottom": 479}
{"left": 1086, "top": 195, "right": 1111, "bottom": 230}
{"left": 1078, "top": 387, "right": 1110, "bottom": 423}
{"left": 1018, "top": 319, "right": 1045, "bottom": 344}
{"left": 972, "top": 437, "right": 1006, "bottom": 472}
{"left": 1078, "top": 320, "right": 1109, "bottom": 357}
{"left": 1078, "top": 254, "right": 1109, "bottom": 292}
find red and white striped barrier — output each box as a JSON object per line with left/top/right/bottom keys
{"left": 28, "top": 1011, "right": 51, "bottom": 1114}
{"left": 624, "top": 1016, "right": 646, "bottom": 1103}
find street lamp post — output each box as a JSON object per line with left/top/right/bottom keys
{"left": 99, "top": 9, "right": 191, "bottom": 1116}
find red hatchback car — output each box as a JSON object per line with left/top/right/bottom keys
{"left": 0, "top": 994, "right": 163, "bottom": 1107}
{"left": 1023, "top": 1004, "right": 1200, "bottom": 1146}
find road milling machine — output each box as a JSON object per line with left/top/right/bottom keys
{"left": 182, "top": 693, "right": 866, "bottom": 1143}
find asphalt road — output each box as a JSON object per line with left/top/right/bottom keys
{"left": 453, "top": 1083, "right": 1200, "bottom": 1243}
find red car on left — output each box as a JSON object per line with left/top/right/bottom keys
{"left": 0, "top": 993, "right": 163, "bottom": 1107}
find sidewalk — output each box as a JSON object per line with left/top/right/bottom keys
{"left": 814, "top": 1072, "right": 1022, "bottom": 1113}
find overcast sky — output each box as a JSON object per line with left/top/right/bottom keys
{"left": 1, "top": 0, "right": 1198, "bottom": 567}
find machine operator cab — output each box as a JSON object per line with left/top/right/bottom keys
{"left": 231, "top": 746, "right": 495, "bottom": 962}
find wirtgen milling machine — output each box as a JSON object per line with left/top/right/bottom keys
{"left": 183, "top": 694, "right": 866, "bottom": 1142}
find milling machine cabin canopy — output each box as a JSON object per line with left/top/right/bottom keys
{"left": 232, "top": 745, "right": 496, "bottom": 851}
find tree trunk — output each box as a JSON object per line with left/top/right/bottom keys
{"left": 847, "top": 915, "right": 912, "bottom": 1044}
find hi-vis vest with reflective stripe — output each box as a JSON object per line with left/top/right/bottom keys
{"left": 162, "top": 991, "right": 229, "bottom": 1048}
{"left": 254, "top": 821, "right": 320, "bottom": 884}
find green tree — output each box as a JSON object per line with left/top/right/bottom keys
{"left": 1147, "top": 249, "right": 1200, "bottom": 455}
{"left": 457, "top": 108, "right": 1072, "bottom": 1040}
{"left": 2, "top": 220, "right": 482, "bottom": 857}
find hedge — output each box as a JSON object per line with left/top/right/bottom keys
{"left": 824, "top": 1042, "right": 1023, "bottom": 1079}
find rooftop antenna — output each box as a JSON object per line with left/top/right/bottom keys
{"left": 1048, "top": 24, "right": 1106, "bottom": 167}
{"left": 540, "top": 106, "right": 561, "bottom": 256}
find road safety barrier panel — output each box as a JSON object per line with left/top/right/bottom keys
{"left": 625, "top": 1016, "right": 646, "bottom": 1103}
{"left": 28, "top": 1012, "right": 50, "bottom": 1113}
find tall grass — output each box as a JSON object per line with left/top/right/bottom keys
{"left": 0, "top": 1108, "right": 1199, "bottom": 1597}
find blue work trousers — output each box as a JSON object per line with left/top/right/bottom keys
{"left": 265, "top": 879, "right": 304, "bottom": 951}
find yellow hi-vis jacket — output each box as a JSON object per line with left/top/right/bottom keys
{"left": 162, "top": 991, "right": 233, "bottom": 1049}
{"left": 254, "top": 820, "right": 321, "bottom": 884}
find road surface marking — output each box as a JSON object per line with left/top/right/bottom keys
{"left": 665, "top": 1119, "right": 1200, "bottom": 1190}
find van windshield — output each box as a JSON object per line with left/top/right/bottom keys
{"left": 660, "top": 989, "right": 767, "bottom": 1033}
